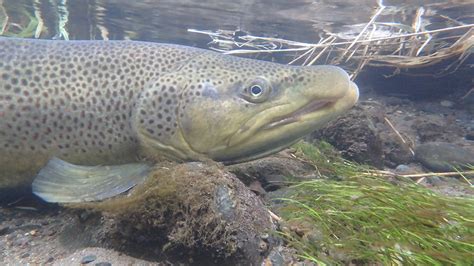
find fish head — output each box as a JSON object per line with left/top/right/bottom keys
{"left": 135, "top": 52, "right": 359, "bottom": 163}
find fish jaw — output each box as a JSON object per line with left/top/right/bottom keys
{"left": 206, "top": 66, "right": 359, "bottom": 164}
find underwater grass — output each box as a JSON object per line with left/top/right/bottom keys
{"left": 275, "top": 141, "right": 474, "bottom": 265}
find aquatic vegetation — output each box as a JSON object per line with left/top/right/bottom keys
{"left": 1, "top": 7, "right": 39, "bottom": 38}
{"left": 0, "top": 0, "right": 70, "bottom": 39}
{"left": 275, "top": 141, "right": 474, "bottom": 265}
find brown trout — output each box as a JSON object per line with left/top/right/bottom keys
{"left": 0, "top": 37, "right": 358, "bottom": 202}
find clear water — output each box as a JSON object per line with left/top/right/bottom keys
{"left": 0, "top": 1, "right": 473, "bottom": 264}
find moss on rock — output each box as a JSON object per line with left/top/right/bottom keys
{"left": 73, "top": 162, "right": 275, "bottom": 264}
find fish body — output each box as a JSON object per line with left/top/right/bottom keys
{"left": 0, "top": 37, "right": 359, "bottom": 201}
{"left": 1, "top": 38, "right": 201, "bottom": 192}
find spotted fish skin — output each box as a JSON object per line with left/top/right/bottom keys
{"left": 0, "top": 38, "right": 204, "bottom": 189}
{"left": 0, "top": 37, "right": 359, "bottom": 197}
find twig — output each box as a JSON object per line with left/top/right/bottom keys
{"left": 288, "top": 47, "right": 315, "bottom": 65}
{"left": 384, "top": 117, "right": 415, "bottom": 156}
{"left": 416, "top": 177, "right": 426, "bottom": 184}
{"left": 401, "top": 170, "right": 474, "bottom": 179}
{"left": 306, "top": 36, "right": 337, "bottom": 66}
{"left": 268, "top": 210, "right": 282, "bottom": 222}
{"left": 368, "top": 169, "right": 474, "bottom": 180}
{"left": 460, "top": 88, "right": 474, "bottom": 100}
{"left": 459, "top": 173, "right": 473, "bottom": 186}
{"left": 341, "top": 0, "right": 386, "bottom": 60}
{"left": 197, "top": 24, "right": 474, "bottom": 55}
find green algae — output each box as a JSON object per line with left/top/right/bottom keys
{"left": 0, "top": 2, "right": 39, "bottom": 38}
{"left": 275, "top": 141, "right": 474, "bottom": 265}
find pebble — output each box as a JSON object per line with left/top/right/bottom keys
{"left": 265, "top": 249, "right": 285, "bottom": 266}
{"left": 0, "top": 226, "right": 10, "bottom": 236}
{"left": 424, "top": 176, "right": 444, "bottom": 186}
{"left": 94, "top": 263, "right": 112, "bottom": 266}
{"left": 465, "top": 132, "right": 474, "bottom": 141}
{"left": 440, "top": 100, "right": 454, "bottom": 107}
{"left": 258, "top": 240, "right": 269, "bottom": 253}
{"left": 81, "top": 255, "right": 97, "bottom": 264}
{"left": 395, "top": 164, "right": 410, "bottom": 173}
{"left": 13, "top": 235, "right": 30, "bottom": 247}
{"left": 249, "top": 181, "right": 266, "bottom": 195}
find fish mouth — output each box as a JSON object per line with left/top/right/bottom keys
{"left": 220, "top": 81, "right": 359, "bottom": 164}
{"left": 264, "top": 100, "right": 334, "bottom": 130}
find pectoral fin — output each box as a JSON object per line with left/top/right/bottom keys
{"left": 32, "top": 157, "right": 152, "bottom": 203}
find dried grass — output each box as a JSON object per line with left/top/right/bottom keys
{"left": 188, "top": 1, "right": 473, "bottom": 79}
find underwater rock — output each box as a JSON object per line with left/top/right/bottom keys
{"left": 395, "top": 164, "right": 410, "bottom": 173}
{"left": 94, "top": 262, "right": 112, "bottom": 266}
{"left": 394, "top": 164, "right": 423, "bottom": 175}
{"left": 310, "top": 106, "right": 385, "bottom": 168}
{"left": 80, "top": 162, "right": 276, "bottom": 265}
{"left": 52, "top": 247, "right": 152, "bottom": 265}
{"left": 80, "top": 254, "right": 97, "bottom": 264}
{"left": 227, "top": 154, "right": 317, "bottom": 191}
{"left": 265, "top": 248, "right": 285, "bottom": 266}
{"left": 415, "top": 142, "right": 474, "bottom": 171}
{"left": 412, "top": 120, "right": 458, "bottom": 143}
{"left": 416, "top": 175, "right": 474, "bottom": 197}
{"left": 466, "top": 132, "right": 474, "bottom": 141}
{"left": 439, "top": 100, "right": 454, "bottom": 108}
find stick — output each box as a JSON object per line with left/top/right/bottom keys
{"left": 384, "top": 117, "right": 415, "bottom": 156}
{"left": 402, "top": 171, "right": 474, "bottom": 179}
{"left": 369, "top": 170, "right": 474, "bottom": 179}
{"left": 460, "top": 88, "right": 474, "bottom": 100}
{"left": 206, "top": 24, "right": 474, "bottom": 55}
{"left": 268, "top": 210, "right": 282, "bottom": 222}
{"left": 341, "top": 0, "right": 386, "bottom": 60}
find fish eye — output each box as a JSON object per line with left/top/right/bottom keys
{"left": 241, "top": 77, "right": 272, "bottom": 103}
{"left": 250, "top": 85, "right": 263, "bottom": 97}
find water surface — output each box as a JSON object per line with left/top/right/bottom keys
{"left": 1, "top": 0, "right": 472, "bottom": 48}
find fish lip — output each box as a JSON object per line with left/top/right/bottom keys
{"left": 263, "top": 99, "right": 335, "bottom": 130}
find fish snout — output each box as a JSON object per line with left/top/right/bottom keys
{"left": 297, "top": 65, "right": 356, "bottom": 102}
{"left": 349, "top": 81, "right": 360, "bottom": 104}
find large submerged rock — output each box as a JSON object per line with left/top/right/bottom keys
{"left": 227, "top": 153, "right": 317, "bottom": 192}
{"left": 68, "top": 162, "right": 276, "bottom": 265}
{"left": 415, "top": 142, "right": 474, "bottom": 172}
{"left": 310, "top": 105, "right": 385, "bottom": 168}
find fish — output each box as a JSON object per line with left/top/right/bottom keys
{"left": 0, "top": 37, "right": 359, "bottom": 203}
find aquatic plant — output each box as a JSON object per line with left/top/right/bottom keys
{"left": 274, "top": 141, "right": 474, "bottom": 265}
{"left": 1, "top": 7, "right": 39, "bottom": 38}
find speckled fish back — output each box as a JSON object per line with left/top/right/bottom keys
{"left": 0, "top": 38, "right": 202, "bottom": 189}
